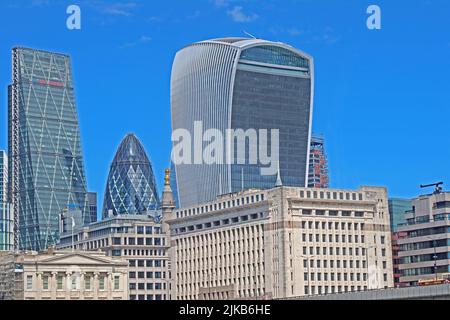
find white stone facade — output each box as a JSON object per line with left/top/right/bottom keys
{"left": 167, "top": 186, "right": 394, "bottom": 300}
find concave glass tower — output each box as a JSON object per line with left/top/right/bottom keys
{"left": 102, "top": 134, "right": 160, "bottom": 218}
{"left": 171, "top": 38, "right": 314, "bottom": 207}
{"left": 8, "top": 48, "right": 89, "bottom": 251}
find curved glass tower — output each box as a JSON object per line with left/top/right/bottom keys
{"left": 102, "top": 134, "right": 160, "bottom": 218}
{"left": 171, "top": 38, "right": 314, "bottom": 207}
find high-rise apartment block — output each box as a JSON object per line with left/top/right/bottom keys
{"left": 308, "top": 136, "right": 329, "bottom": 188}
{"left": 398, "top": 191, "right": 450, "bottom": 286}
{"left": 8, "top": 48, "right": 89, "bottom": 251}
{"left": 167, "top": 186, "right": 393, "bottom": 300}
{"left": 57, "top": 214, "right": 170, "bottom": 300}
{"left": 171, "top": 38, "right": 314, "bottom": 207}
{"left": 0, "top": 151, "right": 13, "bottom": 251}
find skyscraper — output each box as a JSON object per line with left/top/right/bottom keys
{"left": 87, "top": 192, "right": 98, "bottom": 223}
{"left": 171, "top": 38, "right": 314, "bottom": 207}
{"left": 8, "top": 48, "right": 89, "bottom": 251}
{"left": 308, "top": 136, "right": 329, "bottom": 188}
{"left": 102, "top": 134, "right": 160, "bottom": 218}
{"left": 0, "top": 150, "right": 13, "bottom": 251}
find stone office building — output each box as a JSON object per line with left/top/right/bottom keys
{"left": 0, "top": 249, "right": 128, "bottom": 300}
{"left": 166, "top": 186, "right": 394, "bottom": 300}
{"left": 58, "top": 213, "right": 170, "bottom": 300}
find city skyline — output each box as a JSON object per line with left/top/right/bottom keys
{"left": 1, "top": 1, "right": 450, "bottom": 217}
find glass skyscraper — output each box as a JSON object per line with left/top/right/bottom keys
{"left": 102, "top": 134, "right": 160, "bottom": 218}
{"left": 171, "top": 38, "right": 314, "bottom": 207}
{"left": 8, "top": 48, "right": 89, "bottom": 251}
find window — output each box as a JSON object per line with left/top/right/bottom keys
{"left": 71, "top": 276, "right": 77, "bottom": 290}
{"left": 43, "top": 276, "right": 49, "bottom": 290}
{"left": 146, "top": 226, "right": 153, "bottom": 234}
{"left": 99, "top": 276, "right": 105, "bottom": 290}
{"left": 57, "top": 276, "right": 63, "bottom": 290}
{"left": 114, "top": 276, "right": 120, "bottom": 290}
{"left": 85, "top": 276, "right": 91, "bottom": 290}
{"left": 27, "top": 275, "right": 33, "bottom": 290}
{"left": 137, "top": 226, "right": 145, "bottom": 234}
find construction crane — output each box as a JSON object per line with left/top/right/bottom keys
{"left": 420, "top": 182, "right": 444, "bottom": 194}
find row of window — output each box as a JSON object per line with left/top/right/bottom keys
{"left": 301, "top": 221, "right": 364, "bottom": 231}
{"left": 26, "top": 274, "right": 121, "bottom": 291}
{"left": 129, "top": 271, "right": 166, "bottom": 279}
{"left": 175, "top": 213, "right": 265, "bottom": 234}
{"left": 302, "top": 233, "right": 367, "bottom": 244}
{"left": 299, "top": 190, "right": 363, "bottom": 201}
{"left": 301, "top": 209, "right": 365, "bottom": 218}
{"left": 113, "top": 237, "right": 164, "bottom": 246}
{"left": 112, "top": 249, "right": 166, "bottom": 257}
{"left": 128, "top": 259, "right": 165, "bottom": 268}
{"left": 129, "top": 282, "right": 166, "bottom": 290}
{"left": 176, "top": 193, "right": 266, "bottom": 219}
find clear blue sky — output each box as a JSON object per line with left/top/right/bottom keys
{"left": 1, "top": 0, "right": 449, "bottom": 210}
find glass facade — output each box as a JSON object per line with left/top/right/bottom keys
{"left": 171, "top": 39, "right": 313, "bottom": 207}
{"left": 102, "top": 134, "right": 160, "bottom": 218}
{"left": 9, "top": 48, "right": 89, "bottom": 251}
{"left": 388, "top": 198, "right": 412, "bottom": 232}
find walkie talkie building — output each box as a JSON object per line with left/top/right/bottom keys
{"left": 8, "top": 48, "right": 89, "bottom": 251}
{"left": 171, "top": 38, "right": 314, "bottom": 207}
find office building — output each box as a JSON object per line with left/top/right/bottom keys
{"left": 308, "top": 136, "right": 329, "bottom": 188}
{"left": 0, "top": 249, "right": 128, "bottom": 300}
{"left": 88, "top": 192, "right": 98, "bottom": 223}
{"left": 171, "top": 38, "right": 314, "bottom": 207}
{"left": 0, "top": 151, "right": 13, "bottom": 251}
{"left": 58, "top": 213, "right": 170, "bottom": 300}
{"left": 102, "top": 134, "right": 159, "bottom": 218}
{"left": 398, "top": 190, "right": 450, "bottom": 285}
{"left": 8, "top": 48, "right": 89, "bottom": 251}
{"left": 388, "top": 198, "right": 412, "bottom": 287}
{"left": 167, "top": 186, "right": 394, "bottom": 300}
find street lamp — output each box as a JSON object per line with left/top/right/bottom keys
{"left": 425, "top": 236, "right": 439, "bottom": 282}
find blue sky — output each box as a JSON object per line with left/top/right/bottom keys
{"left": 1, "top": 0, "right": 449, "bottom": 212}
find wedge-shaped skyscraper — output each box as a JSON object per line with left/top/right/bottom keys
{"left": 9, "top": 48, "right": 89, "bottom": 251}
{"left": 102, "top": 134, "right": 160, "bottom": 218}
{"left": 171, "top": 38, "right": 314, "bottom": 207}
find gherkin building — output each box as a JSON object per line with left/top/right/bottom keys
{"left": 102, "top": 134, "right": 160, "bottom": 218}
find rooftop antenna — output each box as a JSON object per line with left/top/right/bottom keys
{"left": 420, "top": 182, "right": 444, "bottom": 195}
{"left": 243, "top": 30, "right": 257, "bottom": 39}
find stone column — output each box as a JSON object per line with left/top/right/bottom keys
{"left": 93, "top": 272, "right": 99, "bottom": 300}
{"left": 66, "top": 272, "right": 72, "bottom": 299}
{"left": 107, "top": 272, "right": 113, "bottom": 300}
{"left": 51, "top": 272, "right": 58, "bottom": 300}
{"left": 80, "top": 272, "right": 86, "bottom": 300}
{"left": 36, "top": 272, "right": 43, "bottom": 300}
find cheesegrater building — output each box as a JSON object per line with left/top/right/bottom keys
{"left": 8, "top": 48, "right": 89, "bottom": 251}
{"left": 171, "top": 38, "right": 314, "bottom": 208}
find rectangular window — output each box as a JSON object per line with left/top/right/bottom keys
{"left": 27, "top": 275, "right": 33, "bottom": 290}
{"left": 99, "top": 276, "right": 105, "bottom": 290}
{"left": 85, "top": 276, "right": 91, "bottom": 290}
{"left": 57, "top": 276, "right": 63, "bottom": 290}
{"left": 43, "top": 276, "right": 49, "bottom": 290}
{"left": 114, "top": 276, "right": 120, "bottom": 290}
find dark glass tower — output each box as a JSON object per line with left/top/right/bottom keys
{"left": 171, "top": 38, "right": 314, "bottom": 207}
{"left": 102, "top": 134, "right": 160, "bottom": 218}
{"left": 8, "top": 48, "right": 89, "bottom": 251}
